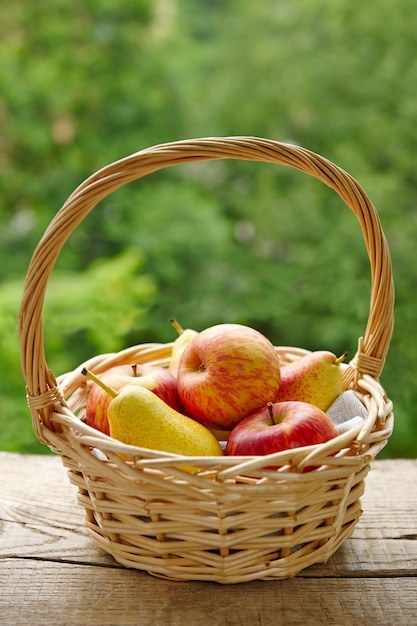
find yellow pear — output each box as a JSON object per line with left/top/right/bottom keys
{"left": 82, "top": 368, "right": 223, "bottom": 465}
{"left": 107, "top": 385, "right": 223, "bottom": 458}
{"left": 275, "top": 350, "right": 347, "bottom": 412}
{"left": 168, "top": 318, "right": 198, "bottom": 377}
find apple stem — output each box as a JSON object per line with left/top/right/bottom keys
{"left": 336, "top": 351, "right": 348, "bottom": 365}
{"left": 81, "top": 368, "right": 118, "bottom": 398}
{"left": 170, "top": 318, "right": 184, "bottom": 335}
{"left": 131, "top": 364, "right": 138, "bottom": 377}
{"left": 267, "top": 402, "right": 275, "bottom": 424}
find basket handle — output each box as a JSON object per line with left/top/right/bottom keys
{"left": 18, "top": 137, "right": 394, "bottom": 415}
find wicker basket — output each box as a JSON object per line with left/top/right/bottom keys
{"left": 18, "top": 137, "right": 394, "bottom": 584}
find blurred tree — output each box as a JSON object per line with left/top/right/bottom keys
{"left": 0, "top": 248, "right": 155, "bottom": 453}
{"left": 1, "top": 0, "right": 416, "bottom": 456}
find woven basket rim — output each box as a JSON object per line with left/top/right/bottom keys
{"left": 32, "top": 343, "right": 393, "bottom": 477}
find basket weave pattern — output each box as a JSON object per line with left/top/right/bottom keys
{"left": 18, "top": 138, "right": 394, "bottom": 583}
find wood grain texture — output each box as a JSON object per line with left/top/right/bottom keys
{"left": 1, "top": 453, "right": 416, "bottom": 625}
{"left": 1, "top": 559, "right": 416, "bottom": 626}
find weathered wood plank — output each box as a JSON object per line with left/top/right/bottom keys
{"left": 0, "top": 453, "right": 113, "bottom": 566}
{"left": 0, "top": 559, "right": 415, "bottom": 626}
{"left": 2, "top": 455, "right": 416, "bottom": 535}
{"left": 357, "top": 458, "right": 417, "bottom": 537}
{"left": 1, "top": 454, "right": 417, "bottom": 575}
{"left": 1, "top": 454, "right": 416, "bottom": 625}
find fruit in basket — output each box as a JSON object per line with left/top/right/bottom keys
{"left": 82, "top": 369, "right": 223, "bottom": 459}
{"left": 275, "top": 351, "right": 347, "bottom": 412}
{"left": 108, "top": 386, "right": 223, "bottom": 459}
{"left": 177, "top": 323, "right": 281, "bottom": 430}
{"left": 225, "top": 400, "right": 338, "bottom": 459}
{"left": 168, "top": 318, "right": 199, "bottom": 378}
{"left": 85, "top": 364, "right": 182, "bottom": 435}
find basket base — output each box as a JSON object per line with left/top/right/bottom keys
{"left": 83, "top": 516, "right": 359, "bottom": 584}
{"left": 63, "top": 455, "right": 368, "bottom": 584}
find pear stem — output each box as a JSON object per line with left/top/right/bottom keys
{"left": 335, "top": 351, "right": 348, "bottom": 365}
{"left": 81, "top": 368, "right": 118, "bottom": 398}
{"left": 170, "top": 318, "right": 184, "bottom": 335}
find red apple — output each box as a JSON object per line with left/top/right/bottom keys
{"left": 225, "top": 400, "right": 338, "bottom": 462}
{"left": 85, "top": 364, "right": 183, "bottom": 435}
{"left": 176, "top": 323, "right": 281, "bottom": 430}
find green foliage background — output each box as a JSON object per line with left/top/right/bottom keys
{"left": 1, "top": 0, "right": 416, "bottom": 457}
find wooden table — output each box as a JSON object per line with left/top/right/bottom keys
{"left": 1, "top": 453, "right": 416, "bottom": 625}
